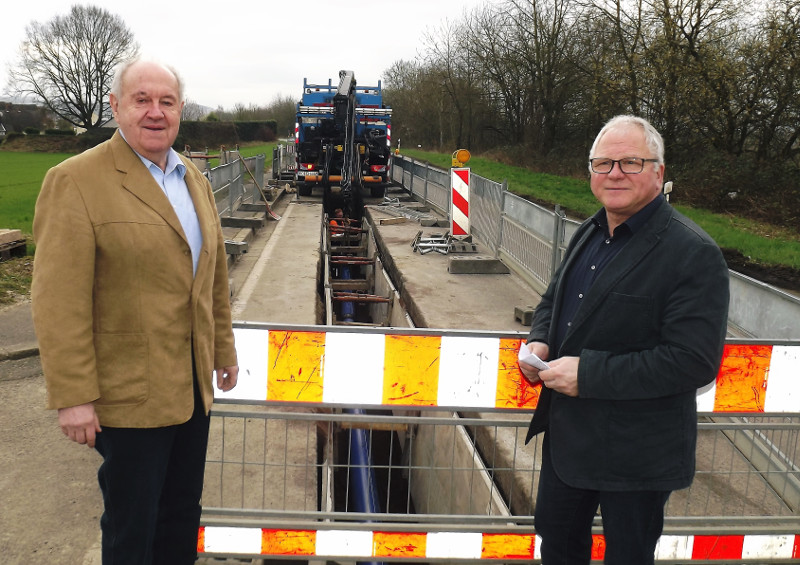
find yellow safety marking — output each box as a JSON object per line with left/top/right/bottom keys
{"left": 383, "top": 334, "right": 441, "bottom": 406}
{"left": 268, "top": 330, "right": 325, "bottom": 403}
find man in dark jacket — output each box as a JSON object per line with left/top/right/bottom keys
{"left": 519, "top": 115, "right": 729, "bottom": 564}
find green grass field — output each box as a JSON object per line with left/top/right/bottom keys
{"left": 1, "top": 144, "right": 797, "bottom": 270}
{"left": 0, "top": 143, "right": 279, "bottom": 244}
{"left": 0, "top": 152, "right": 73, "bottom": 241}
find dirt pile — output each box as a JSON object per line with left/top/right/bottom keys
{"left": 722, "top": 249, "right": 800, "bottom": 293}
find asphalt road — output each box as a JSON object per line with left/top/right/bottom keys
{"left": 0, "top": 354, "right": 104, "bottom": 564}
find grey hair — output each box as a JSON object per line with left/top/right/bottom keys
{"left": 589, "top": 115, "right": 665, "bottom": 172}
{"left": 110, "top": 56, "right": 185, "bottom": 102}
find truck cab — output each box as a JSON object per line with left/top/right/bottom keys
{"left": 295, "top": 71, "right": 393, "bottom": 199}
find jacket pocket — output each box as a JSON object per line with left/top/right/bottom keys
{"left": 94, "top": 333, "right": 149, "bottom": 406}
{"left": 595, "top": 292, "right": 654, "bottom": 348}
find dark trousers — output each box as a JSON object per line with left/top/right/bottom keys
{"left": 534, "top": 434, "right": 671, "bottom": 565}
{"left": 94, "top": 379, "right": 210, "bottom": 565}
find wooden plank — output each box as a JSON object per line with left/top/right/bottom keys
{"left": 0, "top": 229, "right": 23, "bottom": 246}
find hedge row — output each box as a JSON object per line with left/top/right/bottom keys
{"left": 0, "top": 121, "right": 277, "bottom": 153}
{"left": 174, "top": 121, "right": 277, "bottom": 151}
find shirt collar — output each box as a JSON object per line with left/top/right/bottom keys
{"left": 118, "top": 129, "right": 186, "bottom": 179}
{"left": 592, "top": 194, "right": 665, "bottom": 235}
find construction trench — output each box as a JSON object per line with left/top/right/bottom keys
{"left": 202, "top": 180, "right": 538, "bottom": 562}
{"left": 195, "top": 157, "right": 800, "bottom": 563}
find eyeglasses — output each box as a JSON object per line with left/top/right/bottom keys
{"left": 589, "top": 157, "right": 659, "bottom": 174}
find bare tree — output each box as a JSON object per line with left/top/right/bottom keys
{"left": 263, "top": 94, "right": 299, "bottom": 139}
{"left": 464, "top": 5, "right": 531, "bottom": 146}
{"left": 511, "top": 0, "right": 584, "bottom": 154}
{"left": 383, "top": 59, "right": 423, "bottom": 146}
{"left": 384, "top": 58, "right": 455, "bottom": 149}
{"left": 7, "top": 5, "right": 138, "bottom": 130}
{"left": 748, "top": 0, "right": 800, "bottom": 162}
{"left": 182, "top": 99, "right": 208, "bottom": 121}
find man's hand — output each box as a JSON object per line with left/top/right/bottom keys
{"left": 215, "top": 365, "right": 239, "bottom": 392}
{"left": 519, "top": 341, "right": 550, "bottom": 385}
{"left": 58, "top": 403, "right": 102, "bottom": 448}
{"left": 539, "top": 356, "right": 580, "bottom": 397}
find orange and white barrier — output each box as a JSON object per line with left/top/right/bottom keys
{"left": 224, "top": 326, "right": 538, "bottom": 409}
{"left": 199, "top": 527, "right": 800, "bottom": 561}
{"left": 199, "top": 527, "right": 535, "bottom": 560}
{"left": 220, "top": 326, "right": 800, "bottom": 414}
{"left": 698, "top": 343, "right": 800, "bottom": 413}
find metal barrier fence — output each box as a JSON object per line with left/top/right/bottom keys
{"left": 208, "top": 154, "right": 265, "bottom": 217}
{"left": 392, "top": 157, "right": 581, "bottom": 294}
{"left": 391, "top": 155, "right": 800, "bottom": 340}
{"left": 198, "top": 324, "right": 800, "bottom": 562}
{"left": 272, "top": 143, "right": 296, "bottom": 181}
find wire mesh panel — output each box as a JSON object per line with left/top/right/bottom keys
{"left": 209, "top": 157, "right": 262, "bottom": 216}
{"left": 203, "top": 408, "right": 800, "bottom": 524}
{"left": 669, "top": 416, "right": 800, "bottom": 521}
{"left": 499, "top": 217, "right": 553, "bottom": 290}
{"left": 204, "top": 407, "right": 320, "bottom": 513}
{"left": 401, "top": 159, "right": 450, "bottom": 218}
{"left": 203, "top": 408, "right": 539, "bottom": 524}
{"left": 470, "top": 175, "right": 504, "bottom": 254}
{"left": 425, "top": 167, "right": 451, "bottom": 218}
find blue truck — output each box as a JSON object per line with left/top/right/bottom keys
{"left": 294, "top": 70, "right": 393, "bottom": 200}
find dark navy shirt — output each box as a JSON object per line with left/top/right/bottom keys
{"left": 552, "top": 195, "right": 665, "bottom": 354}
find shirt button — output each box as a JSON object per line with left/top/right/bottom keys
{"left": 590, "top": 265, "right": 596, "bottom": 270}
{"left": 605, "top": 239, "right": 611, "bottom": 244}
{"left": 578, "top": 293, "right": 584, "bottom": 299}
{"left": 567, "top": 322, "right": 572, "bottom": 327}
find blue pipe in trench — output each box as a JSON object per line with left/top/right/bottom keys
{"left": 340, "top": 265, "right": 355, "bottom": 322}
{"left": 346, "top": 408, "right": 383, "bottom": 565}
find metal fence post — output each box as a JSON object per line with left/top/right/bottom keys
{"left": 495, "top": 179, "right": 508, "bottom": 257}
{"left": 423, "top": 162, "right": 430, "bottom": 206}
{"left": 550, "top": 204, "right": 567, "bottom": 279}
{"left": 255, "top": 155, "right": 264, "bottom": 201}
{"left": 230, "top": 159, "right": 239, "bottom": 214}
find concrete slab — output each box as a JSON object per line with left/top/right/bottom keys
{"left": 230, "top": 199, "right": 322, "bottom": 325}
{"left": 448, "top": 255, "right": 511, "bottom": 274}
{"left": 365, "top": 204, "right": 538, "bottom": 333}
{"left": 0, "top": 229, "right": 23, "bottom": 245}
{"left": 514, "top": 305, "right": 537, "bottom": 326}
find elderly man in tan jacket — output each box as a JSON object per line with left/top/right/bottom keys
{"left": 32, "top": 56, "right": 238, "bottom": 565}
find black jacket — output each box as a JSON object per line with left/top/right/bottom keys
{"left": 526, "top": 198, "right": 729, "bottom": 491}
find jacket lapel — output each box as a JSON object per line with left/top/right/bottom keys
{"left": 110, "top": 132, "right": 188, "bottom": 244}
{"left": 182, "top": 160, "right": 214, "bottom": 293}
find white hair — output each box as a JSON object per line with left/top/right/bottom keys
{"left": 589, "top": 115, "right": 665, "bottom": 172}
{"left": 110, "top": 55, "right": 185, "bottom": 102}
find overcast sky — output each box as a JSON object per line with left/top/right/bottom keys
{"left": 1, "top": 0, "right": 496, "bottom": 110}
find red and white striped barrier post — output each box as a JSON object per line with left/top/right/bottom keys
{"left": 450, "top": 149, "right": 472, "bottom": 239}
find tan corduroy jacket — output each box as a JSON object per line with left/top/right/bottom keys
{"left": 32, "top": 131, "right": 237, "bottom": 428}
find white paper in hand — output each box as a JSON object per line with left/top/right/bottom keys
{"left": 518, "top": 341, "right": 550, "bottom": 371}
